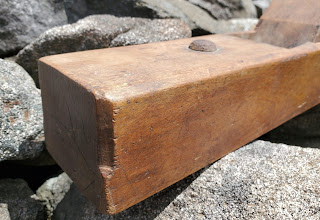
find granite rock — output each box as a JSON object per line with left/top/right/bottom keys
{"left": 0, "top": 204, "right": 10, "bottom": 220}
{"left": 16, "top": 14, "right": 191, "bottom": 86}
{"left": 64, "top": 0, "right": 257, "bottom": 25}
{"left": 37, "top": 173, "right": 73, "bottom": 219}
{"left": 187, "top": 0, "right": 257, "bottom": 19}
{"left": 63, "top": 0, "right": 155, "bottom": 23}
{"left": 132, "top": 0, "right": 257, "bottom": 33}
{"left": 111, "top": 19, "right": 194, "bottom": 47}
{"left": 52, "top": 140, "right": 320, "bottom": 219}
{"left": 0, "top": 179, "right": 45, "bottom": 220}
{"left": 214, "top": 18, "right": 258, "bottom": 33}
{"left": 0, "top": 59, "right": 44, "bottom": 161}
{"left": 0, "top": 0, "right": 67, "bottom": 57}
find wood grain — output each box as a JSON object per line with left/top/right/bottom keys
{"left": 39, "top": 33, "right": 320, "bottom": 214}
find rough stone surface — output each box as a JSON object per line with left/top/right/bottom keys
{"left": 64, "top": 0, "right": 257, "bottom": 32}
{"left": 0, "top": 204, "right": 10, "bottom": 220}
{"left": 0, "top": 59, "right": 44, "bottom": 162}
{"left": 0, "top": 0, "right": 67, "bottom": 57}
{"left": 111, "top": 19, "right": 194, "bottom": 47}
{"left": 187, "top": 0, "right": 257, "bottom": 19}
{"left": 52, "top": 140, "right": 320, "bottom": 219}
{"left": 263, "top": 104, "right": 320, "bottom": 148}
{"left": 37, "top": 173, "right": 73, "bottom": 219}
{"left": 216, "top": 18, "right": 258, "bottom": 33}
{"left": 0, "top": 179, "right": 45, "bottom": 220}
{"left": 253, "top": 0, "right": 272, "bottom": 15}
{"left": 16, "top": 14, "right": 191, "bottom": 86}
{"left": 63, "top": 0, "right": 156, "bottom": 23}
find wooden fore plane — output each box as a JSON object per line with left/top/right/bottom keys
{"left": 38, "top": 0, "right": 320, "bottom": 214}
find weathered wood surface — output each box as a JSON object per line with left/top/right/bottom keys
{"left": 251, "top": 0, "right": 320, "bottom": 48}
{"left": 39, "top": 33, "right": 320, "bottom": 214}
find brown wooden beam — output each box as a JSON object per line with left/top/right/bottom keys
{"left": 38, "top": 0, "right": 320, "bottom": 214}
{"left": 39, "top": 35, "right": 320, "bottom": 213}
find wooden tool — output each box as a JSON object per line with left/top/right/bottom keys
{"left": 39, "top": 0, "right": 320, "bottom": 214}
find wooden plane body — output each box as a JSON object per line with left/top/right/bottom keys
{"left": 39, "top": 0, "right": 320, "bottom": 214}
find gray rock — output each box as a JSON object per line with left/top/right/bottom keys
{"left": 64, "top": 0, "right": 257, "bottom": 32}
{"left": 16, "top": 14, "right": 191, "bottom": 86}
{"left": 37, "top": 173, "right": 73, "bottom": 219}
{"left": 132, "top": 0, "right": 222, "bottom": 34}
{"left": 52, "top": 140, "right": 320, "bottom": 219}
{"left": 215, "top": 18, "right": 258, "bottom": 33}
{"left": 0, "top": 0, "right": 67, "bottom": 57}
{"left": 111, "top": 19, "right": 194, "bottom": 47}
{"left": 63, "top": 0, "right": 156, "bottom": 23}
{"left": 0, "top": 179, "right": 45, "bottom": 220}
{"left": 253, "top": 0, "right": 272, "bottom": 13}
{"left": 263, "top": 104, "right": 320, "bottom": 148}
{"left": 187, "top": 0, "right": 257, "bottom": 19}
{"left": 0, "top": 59, "right": 44, "bottom": 161}
{"left": 3, "top": 55, "right": 17, "bottom": 63}
{"left": 0, "top": 204, "right": 10, "bottom": 220}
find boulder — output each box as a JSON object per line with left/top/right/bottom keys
{"left": 16, "top": 15, "right": 191, "bottom": 86}
{"left": 214, "top": 18, "right": 258, "bottom": 33}
{"left": 0, "top": 0, "right": 67, "bottom": 57}
{"left": 52, "top": 140, "right": 320, "bottom": 219}
{"left": 111, "top": 19, "right": 196, "bottom": 47}
{"left": 187, "top": 0, "right": 257, "bottom": 19}
{"left": 37, "top": 173, "right": 73, "bottom": 218}
{"left": 64, "top": 0, "right": 257, "bottom": 32}
{"left": 0, "top": 59, "right": 44, "bottom": 162}
{"left": 63, "top": 0, "right": 156, "bottom": 23}
{"left": 0, "top": 179, "right": 45, "bottom": 220}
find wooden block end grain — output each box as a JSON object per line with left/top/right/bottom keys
{"left": 39, "top": 35, "right": 320, "bottom": 214}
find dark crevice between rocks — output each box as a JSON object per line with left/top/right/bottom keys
{"left": 0, "top": 162, "right": 62, "bottom": 192}
{"left": 255, "top": 5, "right": 263, "bottom": 18}
{"left": 0, "top": 49, "right": 20, "bottom": 59}
{"left": 192, "top": 28, "right": 212, "bottom": 37}
{"left": 259, "top": 105, "right": 320, "bottom": 149}
{"left": 260, "top": 135, "right": 320, "bottom": 149}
